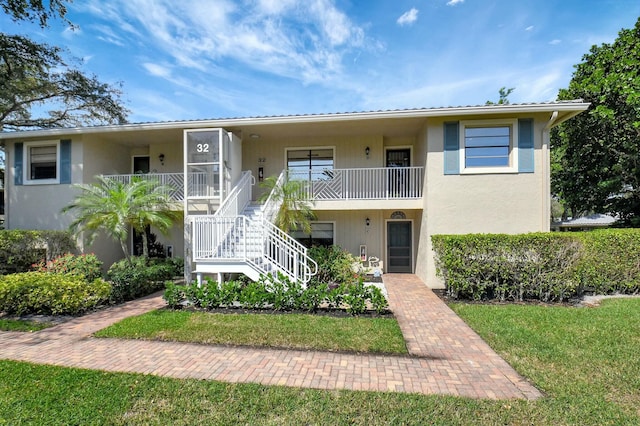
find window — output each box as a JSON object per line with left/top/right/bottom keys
{"left": 460, "top": 119, "right": 518, "bottom": 173}
{"left": 464, "top": 126, "right": 510, "bottom": 167}
{"left": 291, "top": 222, "right": 334, "bottom": 248}
{"left": 26, "top": 142, "right": 59, "bottom": 183}
{"left": 286, "top": 148, "right": 334, "bottom": 181}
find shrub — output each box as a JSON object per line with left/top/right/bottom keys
{"left": 32, "top": 253, "right": 103, "bottom": 281}
{"left": 163, "top": 282, "right": 186, "bottom": 309}
{"left": 342, "top": 278, "right": 369, "bottom": 315}
{"left": 574, "top": 229, "right": 640, "bottom": 294}
{"left": 309, "top": 245, "right": 361, "bottom": 287}
{"left": 432, "top": 233, "right": 582, "bottom": 302}
{"left": 107, "top": 257, "right": 180, "bottom": 303}
{"left": 171, "top": 272, "right": 389, "bottom": 316}
{"left": 432, "top": 230, "right": 640, "bottom": 302}
{"left": 0, "top": 230, "right": 76, "bottom": 275}
{"left": 0, "top": 272, "right": 111, "bottom": 315}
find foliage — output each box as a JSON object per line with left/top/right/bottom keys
{"left": 432, "top": 230, "right": 640, "bottom": 301}
{"left": 0, "top": 229, "right": 76, "bottom": 275}
{"left": 485, "top": 86, "right": 514, "bottom": 105}
{"left": 1, "top": 0, "right": 69, "bottom": 28}
{"left": 574, "top": 229, "right": 640, "bottom": 294}
{"left": 309, "top": 245, "right": 361, "bottom": 287}
{"left": 32, "top": 253, "right": 103, "bottom": 281}
{"left": 552, "top": 17, "right": 640, "bottom": 225}
{"left": 0, "top": 272, "right": 110, "bottom": 315}
{"left": 0, "top": 1, "right": 128, "bottom": 130}
{"left": 0, "top": 318, "right": 52, "bottom": 331}
{"left": 258, "top": 174, "right": 315, "bottom": 233}
{"left": 107, "top": 257, "right": 180, "bottom": 304}
{"left": 62, "top": 176, "right": 182, "bottom": 260}
{"left": 163, "top": 273, "right": 389, "bottom": 316}
{"left": 432, "top": 233, "right": 582, "bottom": 302}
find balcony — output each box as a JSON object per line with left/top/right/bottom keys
{"left": 101, "top": 173, "right": 184, "bottom": 201}
{"left": 288, "top": 167, "right": 424, "bottom": 201}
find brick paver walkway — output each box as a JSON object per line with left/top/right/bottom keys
{"left": 0, "top": 274, "right": 542, "bottom": 400}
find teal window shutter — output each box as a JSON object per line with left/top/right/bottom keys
{"left": 60, "top": 139, "right": 72, "bottom": 184}
{"left": 518, "top": 119, "right": 534, "bottom": 173}
{"left": 14, "top": 142, "right": 23, "bottom": 185}
{"left": 443, "top": 121, "right": 460, "bottom": 174}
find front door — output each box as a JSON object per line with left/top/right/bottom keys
{"left": 386, "top": 149, "right": 410, "bottom": 197}
{"left": 133, "top": 156, "right": 150, "bottom": 174}
{"left": 387, "top": 221, "right": 412, "bottom": 273}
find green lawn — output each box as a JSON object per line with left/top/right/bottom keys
{"left": 0, "top": 318, "right": 53, "bottom": 332}
{"left": 1, "top": 298, "right": 638, "bottom": 424}
{"left": 94, "top": 309, "right": 408, "bottom": 354}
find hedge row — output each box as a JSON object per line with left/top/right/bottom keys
{"left": 164, "top": 273, "right": 389, "bottom": 315}
{"left": 0, "top": 230, "right": 76, "bottom": 275}
{"left": 432, "top": 229, "right": 640, "bottom": 302}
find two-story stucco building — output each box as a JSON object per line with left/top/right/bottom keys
{"left": 0, "top": 101, "right": 589, "bottom": 287}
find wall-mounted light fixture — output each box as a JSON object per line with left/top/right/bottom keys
{"left": 158, "top": 153, "right": 165, "bottom": 165}
{"left": 250, "top": 133, "right": 261, "bottom": 139}
{"left": 365, "top": 146, "right": 370, "bottom": 158}
{"left": 365, "top": 217, "right": 370, "bottom": 227}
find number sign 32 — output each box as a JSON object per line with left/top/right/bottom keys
{"left": 196, "top": 143, "right": 209, "bottom": 153}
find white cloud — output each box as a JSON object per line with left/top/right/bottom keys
{"left": 397, "top": 8, "right": 419, "bottom": 26}
{"left": 143, "top": 63, "right": 172, "bottom": 79}
{"left": 549, "top": 39, "right": 562, "bottom": 45}
{"left": 78, "top": 0, "right": 368, "bottom": 85}
{"left": 525, "top": 25, "right": 534, "bottom": 31}
{"left": 446, "top": 0, "right": 464, "bottom": 6}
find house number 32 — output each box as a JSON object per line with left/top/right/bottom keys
{"left": 196, "top": 143, "right": 209, "bottom": 153}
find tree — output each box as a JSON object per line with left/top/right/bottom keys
{"left": 486, "top": 87, "right": 515, "bottom": 105}
{"left": 1, "top": 0, "right": 69, "bottom": 27}
{"left": 552, "top": 17, "right": 640, "bottom": 225}
{"left": 258, "top": 175, "right": 316, "bottom": 233}
{"left": 62, "top": 177, "right": 182, "bottom": 260}
{"left": 1, "top": 0, "right": 128, "bottom": 130}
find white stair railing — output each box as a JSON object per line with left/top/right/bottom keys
{"left": 191, "top": 169, "right": 317, "bottom": 284}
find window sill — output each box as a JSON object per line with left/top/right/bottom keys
{"left": 24, "top": 179, "right": 60, "bottom": 185}
{"left": 460, "top": 166, "right": 518, "bottom": 175}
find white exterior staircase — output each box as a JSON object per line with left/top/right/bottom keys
{"left": 191, "top": 171, "right": 317, "bottom": 285}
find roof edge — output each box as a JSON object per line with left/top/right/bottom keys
{"left": 0, "top": 101, "right": 590, "bottom": 140}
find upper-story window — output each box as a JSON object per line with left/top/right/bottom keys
{"left": 26, "top": 141, "right": 59, "bottom": 183}
{"left": 460, "top": 119, "right": 518, "bottom": 174}
{"left": 286, "top": 148, "right": 334, "bottom": 181}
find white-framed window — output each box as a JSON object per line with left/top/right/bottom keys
{"left": 25, "top": 141, "right": 60, "bottom": 184}
{"left": 460, "top": 119, "right": 518, "bottom": 174}
{"left": 291, "top": 222, "right": 335, "bottom": 248}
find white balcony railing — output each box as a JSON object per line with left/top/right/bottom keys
{"left": 102, "top": 173, "right": 184, "bottom": 201}
{"left": 288, "top": 167, "right": 424, "bottom": 201}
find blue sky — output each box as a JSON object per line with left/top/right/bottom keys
{"left": 3, "top": 0, "right": 640, "bottom": 123}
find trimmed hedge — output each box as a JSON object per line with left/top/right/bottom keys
{"left": 32, "top": 253, "right": 103, "bottom": 281}
{"left": 0, "top": 272, "right": 111, "bottom": 315}
{"left": 432, "top": 229, "right": 640, "bottom": 302}
{"left": 0, "top": 230, "right": 76, "bottom": 275}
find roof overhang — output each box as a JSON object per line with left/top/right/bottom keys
{"left": 0, "top": 101, "right": 590, "bottom": 142}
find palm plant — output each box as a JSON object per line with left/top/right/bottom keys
{"left": 258, "top": 174, "right": 315, "bottom": 233}
{"left": 62, "top": 176, "right": 182, "bottom": 260}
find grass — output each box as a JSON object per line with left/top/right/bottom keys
{"left": 1, "top": 298, "right": 638, "bottom": 424}
{"left": 0, "top": 318, "right": 53, "bottom": 332}
{"left": 94, "top": 309, "right": 408, "bottom": 354}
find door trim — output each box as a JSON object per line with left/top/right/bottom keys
{"left": 384, "top": 219, "right": 414, "bottom": 273}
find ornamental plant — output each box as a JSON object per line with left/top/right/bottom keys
{"left": 32, "top": 253, "right": 103, "bottom": 281}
